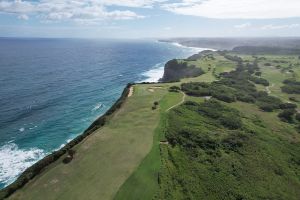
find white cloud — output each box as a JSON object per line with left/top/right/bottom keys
{"left": 17, "top": 14, "right": 29, "bottom": 20}
{"left": 0, "top": 0, "right": 161, "bottom": 24}
{"left": 234, "top": 23, "right": 251, "bottom": 29}
{"left": 164, "top": 26, "right": 172, "bottom": 30}
{"left": 162, "top": 0, "right": 300, "bottom": 19}
{"left": 261, "top": 24, "right": 300, "bottom": 30}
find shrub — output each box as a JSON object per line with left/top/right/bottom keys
{"left": 237, "top": 94, "right": 255, "bottom": 103}
{"left": 169, "top": 86, "right": 180, "bottom": 92}
{"left": 255, "top": 71, "right": 262, "bottom": 76}
{"left": 220, "top": 114, "right": 242, "bottom": 129}
{"left": 278, "top": 109, "right": 296, "bottom": 123}
{"left": 256, "top": 95, "right": 282, "bottom": 112}
{"left": 279, "top": 103, "right": 297, "bottom": 109}
{"left": 295, "top": 113, "right": 300, "bottom": 121}
{"left": 259, "top": 104, "right": 275, "bottom": 112}
{"left": 281, "top": 79, "right": 300, "bottom": 94}
{"left": 62, "top": 156, "right": 73, "bottom": 164}
{"left": 264, "top": 63, "right": 272, "bottom": 66}
{"left": 289, "top": 97, "right": 299, "bottom": 102}
{"left": 249, "top": 76, "right": 269, "bottom": 86}
{"left": 222, "top": 132, "right": 248, "bottom": 152}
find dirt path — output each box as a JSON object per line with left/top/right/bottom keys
{"left": 128, "top": 86, "right": 134, "bottom": 97}
{"left": 166, "top": 91, "right": 186, "bottom": 112}
{"left": 266, "top": 83, "right": 275, "bottom": 94}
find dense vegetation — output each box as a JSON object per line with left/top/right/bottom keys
{"left": 181, "top": 57, "right": 283, "bottom": 112}
{"left": 158, "top": 51, "right": 300, "bottom": 200}
{"left": 158, "top": 100, "right": 300, "bottom": 199}
{"left": 161, "top": 59, "right": 205, "bottom": 82}
{"left": 281, "top": 79, "right": 300, "bottom": 94}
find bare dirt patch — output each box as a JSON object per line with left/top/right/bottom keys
{"left": 128, "top": 86, "right": 134, "bottom": 97}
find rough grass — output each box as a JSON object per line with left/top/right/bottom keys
{"left": 114, "top": 91, "right": 183, "bottom": 200}
{"left": 158, "top": 100, "right": 300, "bottom": 199}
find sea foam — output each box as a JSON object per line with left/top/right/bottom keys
{"left": 141, "top": 42, "right": 213, "bottom": 83}
{"left": 0, "top": 143, "right": 45, "bottom": 187}
{"left": 141, "top": 63, "right": 165, "bottom": 82}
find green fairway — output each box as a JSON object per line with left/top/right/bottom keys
{"left": 8, "top": 84, "right": 179, "bottom": 200}
{"left": 114, "top": 91, "right": 183, "bottom": 200}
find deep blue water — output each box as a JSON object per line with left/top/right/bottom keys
{"left": 0, "top": 38, "right": 202, "bottom": 188}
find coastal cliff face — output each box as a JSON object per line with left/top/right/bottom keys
{"left": 161, "top": 59, "right": 204, "bottom": 82}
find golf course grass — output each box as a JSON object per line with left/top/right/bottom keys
{"left": 7, "top": 84, "right": 183, "bottom": 200}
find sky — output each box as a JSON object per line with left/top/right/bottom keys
{"left": 0, "top": 0, "right": 300, "bottom": 38}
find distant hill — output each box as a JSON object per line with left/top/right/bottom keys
{"left": 159, "top": 37, "right": 300, "bottom": 50}
{"left": 232, "top": 46, "right": 300, "bottom": 55}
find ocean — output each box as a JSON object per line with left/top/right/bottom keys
{"left": 0, "top": 38, "right": 205, "bottom": 188}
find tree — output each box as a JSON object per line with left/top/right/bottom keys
{"left": 255, "top": 71, "right": 262, "bottom": 76}
{"left": 278, "top": 109, "right": 296, "bottom": 123}
{"left": 295, "top": 113, "right": 300, "bottom": 121}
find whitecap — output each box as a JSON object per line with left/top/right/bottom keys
{"left": 56, "top": 137, "right": 76, "bottom": 150}
{"left": 170, "top": 42, "right": 215, "bottom": 54}
{"left": 19, "top": 128, "right": 25, "bottom": 132}
{"left": 141, "top": 63, "right": 165, "bottom": 83}
{"left": 92, "top": 103, "right": 103, "bottom": 111}
{"left": 0, "top": 143, "right": 45, "bottom": 187}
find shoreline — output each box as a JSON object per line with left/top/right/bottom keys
{"left": 141, "top": 41, "right": 213, "bottom": 83}
{"left": 0, "top": 83, "right": 134, "bottom": 199}
{"left": 0, "top": 43, "right": 212, "bottom": 198}
{"left": 0, "top": 40, "right": 199, "bottom": 189}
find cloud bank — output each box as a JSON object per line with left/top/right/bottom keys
{"left": 0, "top": 0, "right": 165, "bottom": 23}
{"left": 162, "top": 0, "right": 300, "bottom": 19}
{"left": 0, "top": 0, "right": 300, "bottom": 25}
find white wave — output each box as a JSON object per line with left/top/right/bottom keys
{"left": 57, "top": 138, "right": 73, "bottom": 150}
{"left": 141, "top": 63, "right": 165, "bottom": 83}
{"left": 0, "top": 143, "right": 45, "bottom": 187}
{"left": 170, "top": 42, "right": 215, "bottom": 54}
{"left": 92, "top": 103, "right": 103, "bottom": 111}
{"left": 19, "top": 127, "right": 25, "bottom": 132}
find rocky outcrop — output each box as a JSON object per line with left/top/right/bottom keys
{"left": 161, "top": 59, "right": 204, "bottom": 82}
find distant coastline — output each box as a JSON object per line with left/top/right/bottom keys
{"left": 141, "top": 40, "right": 213, "bottom": 83}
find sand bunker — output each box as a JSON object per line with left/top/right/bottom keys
{"left": 128, "top": 87, "right": 134, "bottom": 97}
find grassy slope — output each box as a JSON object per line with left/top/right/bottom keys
{"left": 157, "top": 53, "right": 300, "bottom": 199}
{"left": 159, "top": 100, "right": 300, "bottom": 199}
{"left": 114, "top": 91, "right": 183, "bottom": 200}
{"left": 8, "top": 84, "right": 172, "bottom": 200}
{"left": 115, "top": 53, "right": 233, "bottom": 200}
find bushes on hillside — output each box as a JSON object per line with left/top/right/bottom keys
{"left": 281, "top": 79, "right": 300, "bottom": 94}
{"left": 161, "top": 59, "right": 205, "bottom": 82}
{"left": 256, "top": 95, "right": 282, "bottom": 112}
{"left": 279, "top": 103, "right": 297, "bottom": 109}
{"left": 169, "top": 86, "right": 180, "bottom": 92}
{"left": 197, "top": 100, "right": 242, "bottom": 129}
{"left": 249, "top": 76, "right": 270, "bottom": 86}
{"left": 278, "top": 109, "right": 297, "bottom": 123}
